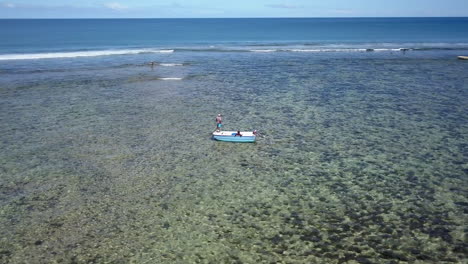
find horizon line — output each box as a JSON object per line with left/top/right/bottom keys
{"left": 1, "top": 16, "right": 467, "bottom": 20}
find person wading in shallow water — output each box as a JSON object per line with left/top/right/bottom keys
{"left": 215, "top": 114, "right": 223, "bottom": 132}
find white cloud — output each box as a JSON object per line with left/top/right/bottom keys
{"left": 266, "top": 4, "right": 302, "bottom": 9}
{"left": 1, "top": 2, "right": 15, "bottom": 8}
{"left": 170, "top": 2, "right": 183, "bottom": 8}
{"left": 329, "top": 9, "right": 354, "bottom": 15}
{"left": 104, "top": 2, "right": 128, "bottom": 11}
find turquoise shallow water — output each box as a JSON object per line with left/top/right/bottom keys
{"left": 0, "top": 50, "right": 467, "bottom": 263}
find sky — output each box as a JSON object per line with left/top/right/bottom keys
{"left": 0, "top": 0, "right": 467, "bottom": 18}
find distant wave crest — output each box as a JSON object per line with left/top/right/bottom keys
{"left": 158, "top": 63, "right": 185, "bottom": 66}
{"left": 179, "top": 44, "right": 468, "bottom": 53}
{"left": 288, "top": 48, "right": 406, "bottom": 52}
{"left": 1, "top": 43, "right": 468, "bottom": 61}
{"left": 248, "top": 48, "right": 410, "bottom": 53}
{"left": 250, "top": 49, "right": 277, "bottom": 53}
{"left": 0, "top": 49, "right": 174, "bottom": 61}
{"left": 158, "top": 77, "right": 183, "bottom": 80}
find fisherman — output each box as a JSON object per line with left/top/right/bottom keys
{"left": 235, "top": 130, "right": 242, "bottom": 137}
{"left": 215, "top": 114, "right": 223, "bottom": 132}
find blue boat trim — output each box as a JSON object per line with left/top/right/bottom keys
{"left": 212, "top": 131, "right": 256, "bottom": 143}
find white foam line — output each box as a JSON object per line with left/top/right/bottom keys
{"left": 373, "top": 48, "right": 402, "bottom": 52}
{"left": 250, "top": 49, "right": 277, "bottom": 52}
{"left": 289, "top": 48, "right": 383, "bottom": 52}
{"left": 159, "top": 63, "right": 184, "bottom": 66}
{"left": 289, "top": 49, "right": 321, "bottom": 52}
{"left": 158, "top": 77, "right": 183, "bottom": 80}
{"left": 0, "top": 49, "right": 174, "bottom": 61}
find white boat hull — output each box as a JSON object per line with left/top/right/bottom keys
{"left": 212, "top": 131, "right": 256, "bottom": 143}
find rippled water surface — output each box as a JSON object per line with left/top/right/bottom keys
{"left": 0, "top": 51, "right": 467, "bottom": 263}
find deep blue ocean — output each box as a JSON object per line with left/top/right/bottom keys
{"left": 1, "top": 17, "right": 468, "bottom": 56}
{"left": 0, "top": 18, "right": 467, "bottom": 263}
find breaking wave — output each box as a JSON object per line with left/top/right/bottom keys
{"left": 0, "top": 49, "right": 174, "bottom": 61}
{"left": 1, "top": 42, "right": 467, "bottom": 61}
{"left": 157, "top": 77, "right": 183, "bottom": 80}
{"left": 158, "top": 63, "right": 185, "bottom": 66}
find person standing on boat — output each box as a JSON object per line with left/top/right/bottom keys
{"left": 215, "top": 114, "right": 223, "bottom": 132}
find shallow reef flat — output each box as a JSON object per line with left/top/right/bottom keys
{"left": 0, "top": 52, "right": 467, "bottom": 263}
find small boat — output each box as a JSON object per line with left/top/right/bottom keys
{"left": 212, "top": 131, "right": 256, "bottom": 143}
{"left": 458, "top": 56, "right": 468, "bottom": 60}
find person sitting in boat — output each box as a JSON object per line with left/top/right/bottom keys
{"left": 235, "top": 130, "right": 242, "bottom": 137}
{"left": 253, "top": 130, "right": 258, "bottom": 136}
{"left": 215, "top": 114, "right": 222, "bottom": 132}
